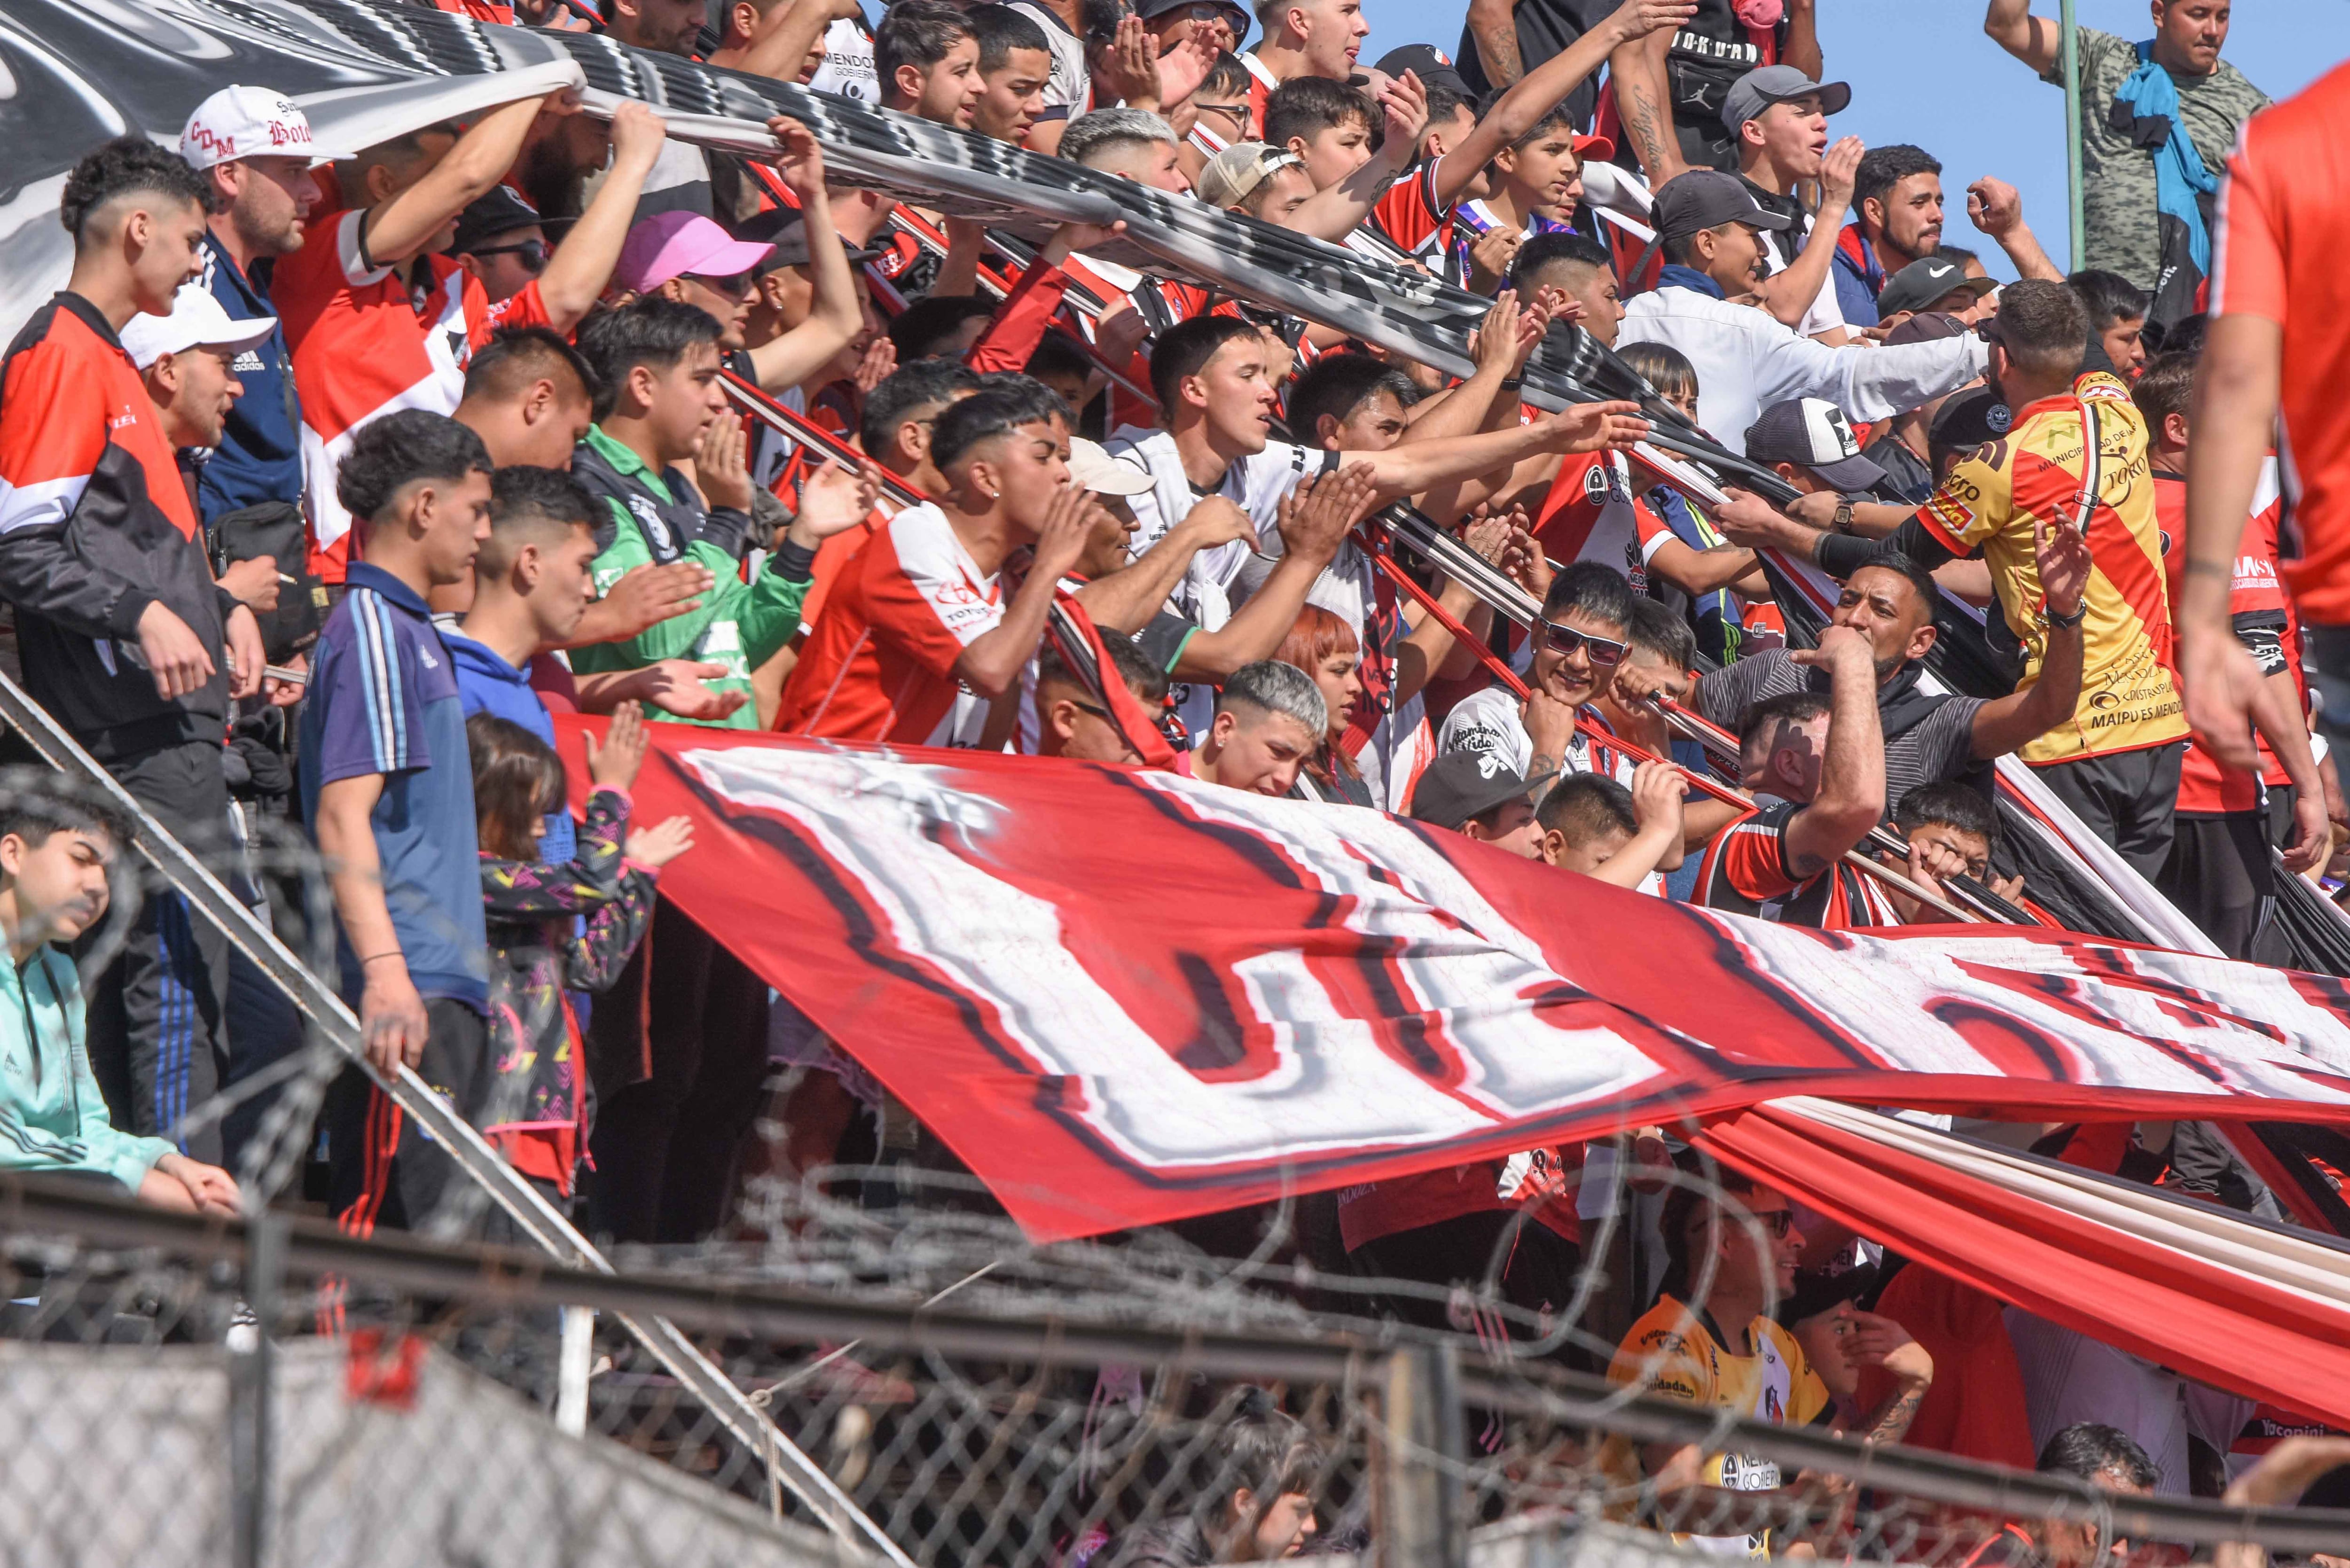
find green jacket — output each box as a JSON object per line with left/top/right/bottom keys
{"left": 0, "top": 946, "right": 174, "bottom": 1192}
{"left": 567, "top": 425, "right": 812, "bottom": 729}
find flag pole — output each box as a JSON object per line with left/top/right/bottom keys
{"left": 2061, "top": 0, "right": 2084, "bottom": 270}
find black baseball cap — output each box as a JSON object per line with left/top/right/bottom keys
{"left": 1881, "top": 310, "right": 1968, "bottom": 346}
{"left": 1744, "top": 398, "right": 1888, "bottom": 492}
{"left": 1409, "top": 750, "right": 1554, "bottom": 832}
{"left": 734, "top": 207, "right": 890, "bottom": 273}
{"left": 1373, "top": 44, "right": 1469, "bottom": 97}
{"left": 451, "top": 186, "right": 543, "bottom": 256}
{"left": 1928, "top": 386, "right": 2013, "bottom": 452}
{"left": 1652, "top": 170, "right": 1793, "bottom": 244}
{"left": 1138, "top": 0, "right": 1250, "bottom": 39}
{"left": 1878, "top": 255, "right": 1996, "bottom": 319}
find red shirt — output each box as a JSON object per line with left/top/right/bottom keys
{"left": 2212, "top": 61, "right": 2350, "bottom": 623}
{"left": 2154, "top": 470, "right": 2295, "bottom": 812}
{"left": 1368, "top": 160, "right": 1452, "bottom": 258}
{"left": 1697, "top": 802, "right": 1901, "bottom": 929}
{"left": 1533, "top": 451, "right": 1671, "bottom": 594}
{"left": 778, "top": 502, "right": 1008, "bottom": 745}
{"left": 0, "top": 295, "right": 195, "bottom": 544}
{"left": 274, "top": 205, "right": 549, "bottom": 581}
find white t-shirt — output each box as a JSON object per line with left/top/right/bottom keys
{"left": 1437, "top": 686, "right": 1612, "bottom": 779}
{"left": 807, "top": 16, "right": 878, "bottom": 101}
{"left": 1754, "top": 201, "right": 1847, "bottom": 341}
{"left": 1009, "top": 1, "right": 1090, "bottom": 124}
{"left": 1109, "top": 425, "right": 1372, "bottom": 747}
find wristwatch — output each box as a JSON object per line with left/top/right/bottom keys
{"left": 2045, "top": 601, "right": 2087, "bottom": 629}
{"left": 1831, "top": 500, "right": 1856, "bottom": 535}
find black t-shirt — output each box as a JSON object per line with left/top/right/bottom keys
{"left": 1664, "top": 0, "right": 1787, "bottom": 172}
{"left": 1454, "top": 0, "right": 1626, "bottom": 106}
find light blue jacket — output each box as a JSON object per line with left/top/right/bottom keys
{"left": 0, "top": 946, "right": 174, "bottom": 1192}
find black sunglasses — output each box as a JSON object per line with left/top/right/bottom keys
{"left": 470, "top": 237, "right": 549, "bottom": 273}
{"left": 1539, "top": 619, "right": 1627, "bottom": 667}
{"left": 688, "top": 269, "right": 757, "bottom": 299}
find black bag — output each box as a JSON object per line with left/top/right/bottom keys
{"left": 208, "top": 500, "right": 326, "bottom": 663}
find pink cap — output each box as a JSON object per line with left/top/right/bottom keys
{"left": 615, "top": 211, "right": 775, "bottom": 295}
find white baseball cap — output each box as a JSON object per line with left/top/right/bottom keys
{"left": 120, "top": 283, "right": 277, "bottom": 371}
{"left": 1067, "top": 437, "right": 1155, "bottom": 498}
{"left": 180, "top": 85, "right": 352, "bottom": 172}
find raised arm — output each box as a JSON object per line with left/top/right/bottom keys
{"left": 1983, "top": 0, "right": 2061, "bottom": 76}
{"left": 1608, "top": 24, "right": 1688, "bottom": 187}
{"left": 1965, "top": 177, "right": 2065, "bottom": 283}
{"left": 1755, "top": 137, "right": 1861, "bottom": 329}
{"left": 1288, "top": 74, "right": 1432, "bottom": 240}
{"left": 1437, "top": 0, "right": 1697, "bottom": 210}
{"left": 1462, "top": 0, "right": 1525, "bottom": 86}
{"left": 1346, "top": 401, "right": 1647, "bottom": 502}
{"left": 710, "top": 0, "right": 859, "bottom": 79}
{"left": 363, "top": 92, "right": 558, "bottom": 266}
{"left": 746, "top": 117, "right": 863, "bottom": 393}
{"left": 1782, "top": 624, "right": 1885, "bottom": 876}
{"left": 1173, "top": 467, "right": 1371, "bottom": 680}
{"left": 951, "top": 487, "right": 1097, "bottom": 698}
{"left": 1072, "top": 496, "right": 1256, "bottom": 632}
{"left": 534, "top": 102, "right": 666, "bottom": 332}
{"left": 1968, "top": 517, "right": 2085, "bottom": 759}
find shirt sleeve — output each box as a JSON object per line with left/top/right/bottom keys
{"left": 1711, "top": 807, "right": 1800, "bottom": 904}
{"left": 2212, "top": 129, "right": 2287, "bottom": 323}
{"left": 0, "top": 956, "right": 173, "bottom": 1194}
{"left": 307, "top": 598, "right": 433, "bottom": 786}
{"left": 482, "top": 274, "right": 552, "bottom": 337}
{"left": 965, "top": 260, "right": 1071, "bottom": 375}
{"left": 0, "top": 327, "right": 109, "bottom": 540}
{"left": 1911, "top": 442, "right": 2014, "bottom": 556}
{"left": 865, "top": 508, "right": 1003, "bottom": 674}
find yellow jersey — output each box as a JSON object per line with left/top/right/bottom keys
{"left": 1911, "top": 371, "right": 2187, "bottom": 765}
{"left": 1603, "top": 1295, "right": 1833, "bottom": 1557}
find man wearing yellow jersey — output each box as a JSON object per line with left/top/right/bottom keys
{"left": 1720, "top": 280, "right": 2188, "bottom": 878}
{"left": 1607, "top": 1170, "right": 1934, "bottom": 1557}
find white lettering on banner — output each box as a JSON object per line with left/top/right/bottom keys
{"left": 1706, "top": 917, "right": 2350, "bottom": 1099}
{"left": 681, "top": 747, "right": 1666, "bottom": 1171}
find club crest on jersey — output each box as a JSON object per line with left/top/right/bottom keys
{"left": 1582, "top": 464, "right": 1612, "bottom": 504}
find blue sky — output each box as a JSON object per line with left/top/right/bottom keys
{"left": 1355, "top": 0, "right": 2350, "bottom": 276}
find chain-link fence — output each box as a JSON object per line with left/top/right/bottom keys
{"left": 5, "top": 1165, "right": 2349, "bottom": 1568}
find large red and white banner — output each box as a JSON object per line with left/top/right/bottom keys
{"left": 556, "top": 721, "right": 2350, "bottom": 1240}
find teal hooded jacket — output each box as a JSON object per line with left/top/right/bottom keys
{"left": 0, "top": 946, "right": 175, "bottom": 1192}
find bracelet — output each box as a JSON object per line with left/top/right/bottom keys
{"left": 1498, "top": 376, "right": 1523, "bottom": 391}
{"left": 358, "top": 952, "right": 404, "bottom": 967}
{"left": 2044, "top": 602, "right": 2087, "bottom": 629}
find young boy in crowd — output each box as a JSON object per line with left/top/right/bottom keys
{"left": 967, "top": 4, "right": 1055, "bottom": 144}
{"left": 569, "top": 299, "right": 875, "bottom": 728}
{"left": 783, "top": 380, "right": 1096, "bottom": 744}
{"left": 1535, "top": 765, "right": 1688, "bottom": 894}
{"left": 1447, "top": 107, "right": 1605, "bottom": 292}
{"left": 1035, "top": 638, "right": 1173, "bottom": 764}
{"left": 1184, "top": 660, "right": 1330, "bottom": 797}
{"left": 1408, "top": 747, "right": 1549, "bottom": 857}
{"left": 1438, "top": 562, "right": 1635, "bottom": 796}
{"left": 877, "top": 0, "right": 986, "bottom": 128}
{"left": 1879, "top": 781, "right": 2028, "bottom": 925}
{"left": 0, "top": 796, "right": 240, "bottom": 1216}
{"left": 1694, "top": 624, "right": 1891, "bottom": 929}
{"left": 300, "top": 411, "right": 496, "bottom": 1235}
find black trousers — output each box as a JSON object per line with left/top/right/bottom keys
{"left": 2030, "top": 741, "right": 2186, "bottom": 883}
{"left": 2161, "top": 787, "right": 2298, "bottom": 963}
{"left": 81, "top": 741, "right": 233, "bottom": 1163}
{"left": 587, "top": 900, "right": 771, "bottom": 1244}
{"left": 324, "top": 999, "right": 494, "bottom": 1236}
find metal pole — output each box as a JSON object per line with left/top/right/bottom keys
{"left": 228, "top": 1213, "right": 285, "bottom": 1568}
{"left": 2061, "top": 0, "right": 2085, "bottom": 271}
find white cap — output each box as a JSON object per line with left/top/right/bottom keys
{"left": 180, "top": 86, "right": 353, "bottom": 172}
{"left": 1067, "top": 437, "right": 1155, "bottom": 497}
{"left": 120, "top": 283, "right": 277, "bottom": 371}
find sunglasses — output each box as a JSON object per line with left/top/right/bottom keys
{"left": 1194, "top": 100, "right": 1250, "bottom": 121}
{"left": 470, "top": 237, "right": 549, "bottom": 273}
{"left": 687, "top": 269, "right": 757, "bottom": 299}
{"left": 1753, "top": 1209, "right": 1796, "bottom": 1239}
{"left": 1538, "top": 619, "right": 1627, "bottom": 668}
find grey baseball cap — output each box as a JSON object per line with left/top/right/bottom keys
{"left": 1721, "top": 64, "right": 1851, "bottom": 132}
{"left": 1652, "top": 170, "right": 1793, "bottom": 244}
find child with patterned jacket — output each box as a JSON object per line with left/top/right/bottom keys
{"left": 467, "top": 703, "right": 692, "bottom": 1205}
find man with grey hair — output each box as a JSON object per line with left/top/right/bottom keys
{"left": 1059, "top": 107, "right": 1191, "bottom": 194}
{"left": 1184, "top": 661, "right": 1324, "bottom": 796}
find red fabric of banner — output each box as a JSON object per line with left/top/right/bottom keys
{"left": 549, "top": 719, "right": 2350, "bottom": 1240}
{"left": 1693, "top": 1105, "right": 2350, "bottom": 1431}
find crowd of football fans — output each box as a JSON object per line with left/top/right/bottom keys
{"left": 3, "top": 0, "right": 2350, "bottom": 1550}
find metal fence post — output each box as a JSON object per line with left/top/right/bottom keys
{"left": 228, "top": 1212, "right": 286, "bottom": 1568}
{"left": 1379, "top": 1345, "right": 1465, "bottom": 1568}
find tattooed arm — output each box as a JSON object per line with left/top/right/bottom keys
{"left": 1464, "top": 0, "right": 1524, "bottom": 86}
{"left": 1610, "top": 25, "right": 1687, "bottom": 187}
{"left": 1841, "top": 1310, "right": 1935, "bottom": 1447}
